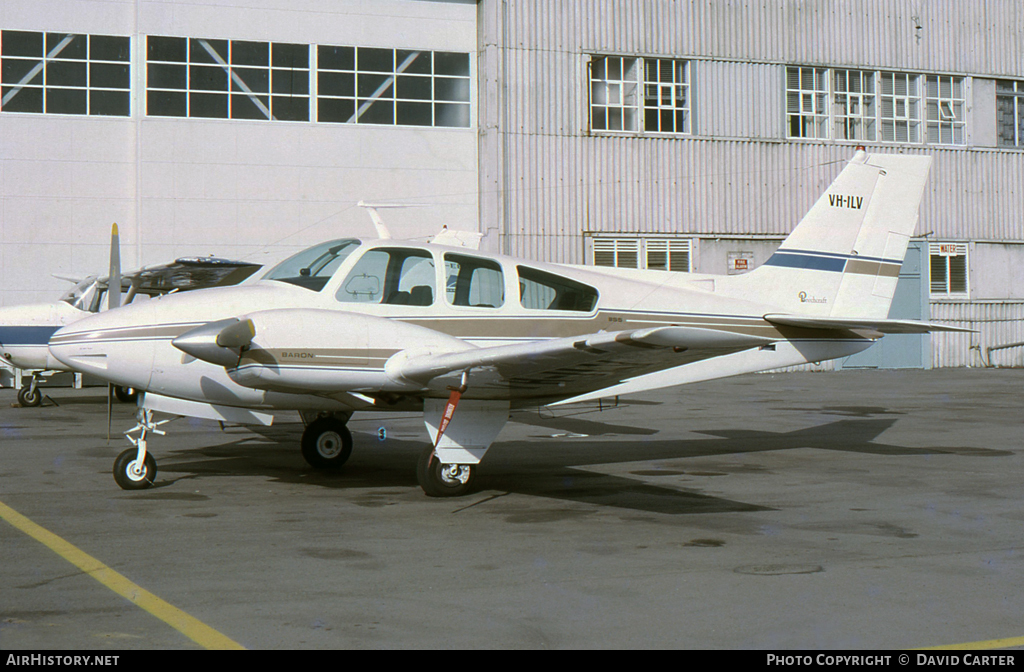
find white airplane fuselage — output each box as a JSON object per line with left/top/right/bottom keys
{"left": 47, "top": 239, "right": 874, "bottom": 414}
{"left": 0, "top": 301, "right": 90, "bottom": 373}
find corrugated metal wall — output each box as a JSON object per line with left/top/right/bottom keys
{"left": 492, "top": 136, "right": 1024, "bottom": 265}
{"left": 498, "top": 0, "right": 1024, "bottom": 77}
{"left": 480, "top": 0, "right": 1024, "bottom": 263}
{"left": 930, "top": 302, "right": 1024, "bottom": 367}
{"left": 479, "top": 0, "right": 1024, "bottom": 368}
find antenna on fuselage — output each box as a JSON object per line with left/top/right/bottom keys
{"left": 357, "top": 201, "right": 393, "bottom": 240}
{"left": 357, "top": 201, "right": 433, "bottom": 241}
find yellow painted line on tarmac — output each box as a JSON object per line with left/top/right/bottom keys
{"left": 0, "top": 500, "right": 245, "bottom": 650}
{"left": 919, "top": 634, "right": 1024, "bottom": 650}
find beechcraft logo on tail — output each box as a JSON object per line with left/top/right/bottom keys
{"left": 828, "top": 194, "right": 864, "bottom": 209}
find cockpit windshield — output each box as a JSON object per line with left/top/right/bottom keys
{"left": 58, "top": 277, "right": 102, "bottom": 312}
{"left": 262, "top": 239, "right": 361, "bottom": 291}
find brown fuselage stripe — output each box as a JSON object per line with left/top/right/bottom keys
{"left": 844, "top": 260, "right": 902, "bottom": 278}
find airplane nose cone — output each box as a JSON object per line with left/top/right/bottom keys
{"left": 49, "top": 311, "right": 155, "bottom": 390}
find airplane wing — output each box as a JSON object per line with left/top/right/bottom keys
{"left": 392, "top": 326, "right": 775, "bottom": 399}
{"left": 763, "top": 314, "right": 975, "bottom": 334}
{"left": 178, "top": 314, "right": 777, "bottom": 403}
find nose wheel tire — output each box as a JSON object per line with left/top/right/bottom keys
{"left": 416, "top": 446, "right": 476, "bottom": 497}
{"left": 17, "top": 385, "right": 41, "bottom": 407}
{"left": 113, "top": 386, "right": 138, "bottom": 404}
{"left": 113, "top": 448, "right": 157, "bottom": 490}
{"left": 300, "top": 417, "right": 353, "bottom": 469}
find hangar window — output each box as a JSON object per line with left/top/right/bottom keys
{"left": 786, "top": 66, "right": 829, "bottom": 139}
{"left": 929, "top": 242, "right": 969, "bottom": 297}
{"left": 590, "top": 237, "right": 691, "bottom": 272}
{"left": 783, "top": 67, "right": 966, "bottom": 147}
{"left": 879, "top": 72, "right": 922, "bottom": 143}
{"left": 590, "top": 56, "right": 690, "bottom": 135}
{"left": 146, "top": 36, "right": 309, "bottom": 121}
{"left": 924, "top": 75, "right": 965, "bottom": 145}
{"left": 518, "top": 267, "right": 598, "bottom": 312}
{"left": 1, "top": 30, "right": 130, "bottom": 116}
{"left": 996, "top": 80, "right": 1024, "bottom": 148}
{"left": 833, "top": 69, "right": 876, "bottom": 141}
{"left": 317, "top": 46, "right": 471, "bottom": 128}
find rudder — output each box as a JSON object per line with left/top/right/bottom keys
{"left": 729, "top": 150, "right": 932, "bottom": 319}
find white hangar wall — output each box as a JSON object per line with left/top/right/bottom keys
{"left": 0, "top": 0, "right": 478, "bottom": 308}
{"left": 477, "top": 0, "right": 1024, "bottom": 367}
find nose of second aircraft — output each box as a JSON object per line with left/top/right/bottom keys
{"left": 49, "top": 308, "right": 156, "bottom": 391}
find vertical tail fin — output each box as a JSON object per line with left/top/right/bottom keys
{"left": 731, "top": 150, "right": 932, "bottom": 319}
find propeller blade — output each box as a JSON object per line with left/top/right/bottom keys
{"left": 106, "top": 383, "right": 113, "bottom": 444}
{"left": 107, "top": 223, "right": 122, "bottom": 310}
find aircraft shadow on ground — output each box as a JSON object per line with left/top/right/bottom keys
{"left": 147, "top": 413, "right": 1009, "bottom": 516}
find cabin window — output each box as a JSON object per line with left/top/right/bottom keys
{"left": 444, "top": 254, "right": 504, "bottom": 308}
{"left": 263, "top": 239, "right": 360, "bottom": 291}
{"left": 337, "top": 248, "right": 436, "bottom": 306}
{"left": 517, "top": 266, "right": 597, "bottom": 312}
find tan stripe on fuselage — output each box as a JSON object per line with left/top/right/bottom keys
{"left": 844, "top": 259, "right": 901, "bottom": 278}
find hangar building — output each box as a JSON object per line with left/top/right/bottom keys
{"left": 1, "top": 0, "right": 1022, "bottom": 379}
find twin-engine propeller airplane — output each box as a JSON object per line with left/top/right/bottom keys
{"left": 48, "top": 151, "right": 971, "bottom": 496}
{"left": 0, "top": 224, "right": 261, "bottom": 406}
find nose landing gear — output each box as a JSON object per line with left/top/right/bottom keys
{"left": 113, "top": 408, "right": 168, "bottom": 490}
{"left": 113, "top": 448, "right": 158, "bottom": 490}
{"left": 16, "top": 382, "right": 41, "bottom": 408}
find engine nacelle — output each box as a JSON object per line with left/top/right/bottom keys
{"left": 218, "top": 308, "right": 474, "bottom": 394}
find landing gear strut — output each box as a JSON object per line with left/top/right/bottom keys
{"left": 300, "top": 415, "right": 353, "bottom": 469}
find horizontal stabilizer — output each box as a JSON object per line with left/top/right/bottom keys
{"left": 764, "top": 314, "right": 975, "bottom": 334}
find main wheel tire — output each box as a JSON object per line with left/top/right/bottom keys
{"left": 113, "top": 386, "right": 138, "bottom": 404}
{"left": 113, "top": 448, "right": 157, "bottom": 490}
{"left": 416, "top": 446, "right": 476, "bottom": 497}
{"left": 17, "top": 386, "right": 41, "bottom": 407}
{"left": 300, "top": 417, "right": 353, "bottom": 469}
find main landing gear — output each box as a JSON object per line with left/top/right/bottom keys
{"left": 300, "top": 415, "right": 354, "bottom": 469}
{"left": 298, "top": 412, "right": 477, "bottom": 496}
{"left": 416, "top": 446, "right": 476, "bottom": 497}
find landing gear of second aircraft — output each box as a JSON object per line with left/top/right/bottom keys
{"left": 17, "top": 383, "right": 41, "bottom": 407}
